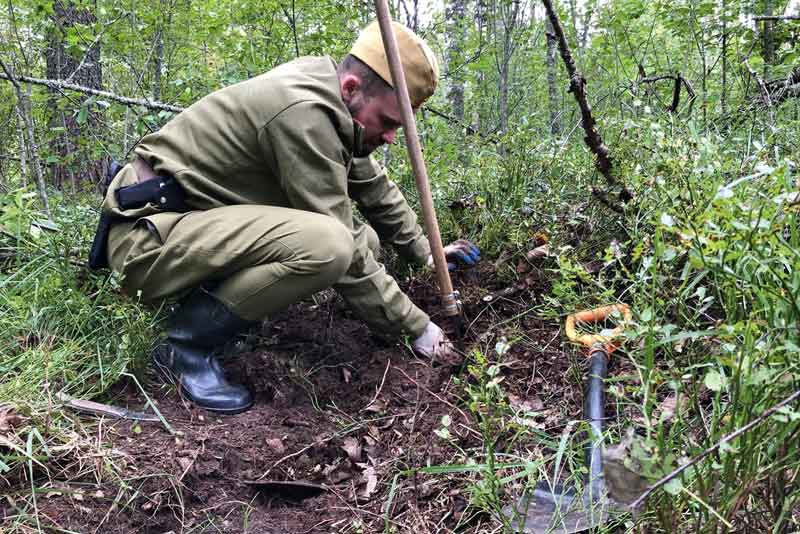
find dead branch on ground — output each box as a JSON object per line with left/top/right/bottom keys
{"left": 744, "top": 60, "right": 776, "bottom": 122}
{"left": 763, "top": 66, "right": 800, "bottom": 106}
{"left": 541, "top": 0, "right": 633, "bottom": 212}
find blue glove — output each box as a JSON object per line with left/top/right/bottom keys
{"left": 443, "top": 239, "right": 481, "bottom": 271}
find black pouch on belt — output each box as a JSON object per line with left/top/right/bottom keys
{"left": 88, "top": 163, "right": 188, "bottom": 270}
{"left": 115, "top": 176, "right": 187, "bottom": 211}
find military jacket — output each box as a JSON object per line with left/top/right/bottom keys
{"left": 105, "top": 56, "right": 431, "bottom": 336}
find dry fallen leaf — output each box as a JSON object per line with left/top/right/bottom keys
{"left": 341, "top": 437, "right": 362, "bottom": 463}
{"left": 603, "top": 432, "right": 651, "bottom": 506}
{"left": 177, "top": 457, "right": 194, "bottom": 474}
{"left": 508, "top": 393, "right": 544, "bottom": 413}
{"left": 364, "top": 398, "right": 386, "bottom": 413}
{"left": 657, "top": 393, "right": 686, "bottom": 422}
{"left": 609, "top": 239, "right": 623, "bottom": 259}
{"left": 526, "top": 244, "right": 551, "bottom": 261}
{"left": 341, "top": 368, "right": 352, "bottom": 383}
{"left": 0, "top": 405, "right": 24, "bottom": 433}
{"left": 359, "top": 466, "right": 378, "bottom": 501}
{"left": 419, "top": 479, "right": 438, "bottom": 499}
{"left": 583, "top": 260, "right": 605, "bottom": 274}
{"left": 327, "top": 467, "right": 353, "bottom": 484}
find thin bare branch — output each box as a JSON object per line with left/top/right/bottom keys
{"left": 0, "top": 72, "right": 184, "bottom": 112}
{"left": 0, "top": 57, "right": 21, "bottom": 89}
{"left": 630, "top": 388, "right": 800, "bottom": 509}
{"left": 752, "top": 15, "right": 800, "bottom": 20}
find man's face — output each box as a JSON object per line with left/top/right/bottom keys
{"left": 347, "top": 89, "right": 403, "bottom": 156}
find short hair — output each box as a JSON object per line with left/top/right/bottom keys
{"left": 337, "top": 54, "right": 392, "bottom": 97}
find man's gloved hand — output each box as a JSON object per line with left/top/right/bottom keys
{"left": 412, "top": 321, "right": 459, "bottom": 362}
{"left": 427, "top": 239, "right": 481, "bottom": 271}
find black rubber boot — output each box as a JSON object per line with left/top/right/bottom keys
{"left": 153, "top": 288, "right": 256, "bottom": 414}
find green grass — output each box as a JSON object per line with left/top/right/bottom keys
{"left": 0, "top": 191, "right": 158, "bottom": 521}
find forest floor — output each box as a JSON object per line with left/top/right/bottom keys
{"left": 2, "top": 264, "right": 598, "bottom": 533}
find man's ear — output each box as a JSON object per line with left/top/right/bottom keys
{"left": 339, "top": 73, "right": 363, "bottom": 104}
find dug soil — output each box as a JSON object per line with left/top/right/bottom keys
{"left": 6, "top": 264, "right": 591, "bottom": 533}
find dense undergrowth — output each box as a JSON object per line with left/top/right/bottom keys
{"left": 2, "top": 100, "right": 800, "bottom": 532}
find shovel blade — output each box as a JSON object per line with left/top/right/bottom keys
{"left": 504, "top": 484, "right": 609, "bottom": 534}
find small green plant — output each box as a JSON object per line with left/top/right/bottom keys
{"left": 462, "top": 343, "right": 514, "bottom": 527}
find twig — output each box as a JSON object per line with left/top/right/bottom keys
{"left": 363, "top": 358, "right": 392, "bottom": 411}
{"left": 752, "top": 15, "right": 800, "bottom": 21}
{"left": 744, "top": 59, "right": 773, "bottom": 108}
{"left": 0, "top": 71, "right": 184, "bottom": 112}
{"left": 630, "top": 388, "right": 800, "bottom": 509}
{"left": 591, "top": 187, "right": 625, "bottom": 214}
{"left": 410, "top": 370, "right": 421, "bottom": 435}
{"left": 425, "top": 105, "right": 490, "bottom": 139}
{"left": 744, "top": 59, "right": 777, "bottom": 123}
{"left": 394, "top": 365, "right": 472, "bottom": 426}
{"left": 0, "top": 57, "right": 21, "bottom": 90}
{"left": 64, "top": 14, "right": 124, "bottom": 84}
{"left": 638, "top": 73, "right": 696, "bottom": 113}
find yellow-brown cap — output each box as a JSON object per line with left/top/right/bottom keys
{"left": 349, "top": 20, "right": 439, "bottom": 108}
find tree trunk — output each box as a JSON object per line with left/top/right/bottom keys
{"left": 445, "top": 0, "right": 467, "bottom": 122}
{"left": 398, "top": 0, "right": 418, "bottom": 31}
{"left": 546, "top": 17, "right": 561, "bottom": 135}
{"left": 763, "top": 0, "right": 774, "bottom": 68}
{"left": 7, "top": 79, "right": 52, "bottom": 218}
{"left": 24, "top": 84, "right": 50, "bottom": 217}
{"left": 45, "top": 0, "right": 104, "bottom": 189}
{"left": 474, "top": 0, "right": 487, "bottom": 133}
{"left": 153, "top": 28, "right": 163, "bottom": 101}
{"left": 15, "top": 107, "right": 29, "bottom": 189}
{"left": 497, "top": 0, "right": 521, "bottom": 154}
{"left": 721, "top": 0, "right": 728, "bottom": 116}
{"left": 445, "top": 0, "right": 467, "bottom": 163}
{"left": 568, "top": 0, "right": 579, "bottom": 53}
{"left": 580, "top": 0, "right": 595, "bottom": 52}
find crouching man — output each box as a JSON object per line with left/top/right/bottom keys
{"left": 96, "top": 21, "right": 480, "bottom": 414}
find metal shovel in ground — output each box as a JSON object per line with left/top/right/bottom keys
{"left": 505, "top": 304, "right": 631, "bottom": 534}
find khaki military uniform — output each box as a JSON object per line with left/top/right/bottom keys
{"left": 103, "top": 56, "right": 432, "bottom": 336}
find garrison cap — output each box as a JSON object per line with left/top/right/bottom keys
{"left": 349, "top": 20, "right": 439, "bottom": 108}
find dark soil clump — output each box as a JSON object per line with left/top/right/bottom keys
{"left": 4, "top": 264, "right": 582, "bottom": 533}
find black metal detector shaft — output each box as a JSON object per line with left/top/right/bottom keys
{"left": 505, "top": 303, "right": 630, "bottom": 534}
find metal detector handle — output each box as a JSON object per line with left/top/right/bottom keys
{"left": 565, "top": 303, "right": 631, "bottom": 352}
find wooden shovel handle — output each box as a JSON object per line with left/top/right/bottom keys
{"left": 373, "top": 0, "right": 459, "bottom": 317}
{"left": 565, "top": 303, "right": 631, "bottom": 350}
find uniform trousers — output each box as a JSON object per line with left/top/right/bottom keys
{"left": 108, "top": 202, "right": 381, "bottom": 322}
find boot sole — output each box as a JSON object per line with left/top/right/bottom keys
{"left": 152, "top": 354, "right": 253, "bottom": 415}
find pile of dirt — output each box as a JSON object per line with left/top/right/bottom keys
{"left": 2, "top": 265, "right": 586, "bottom": 533}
